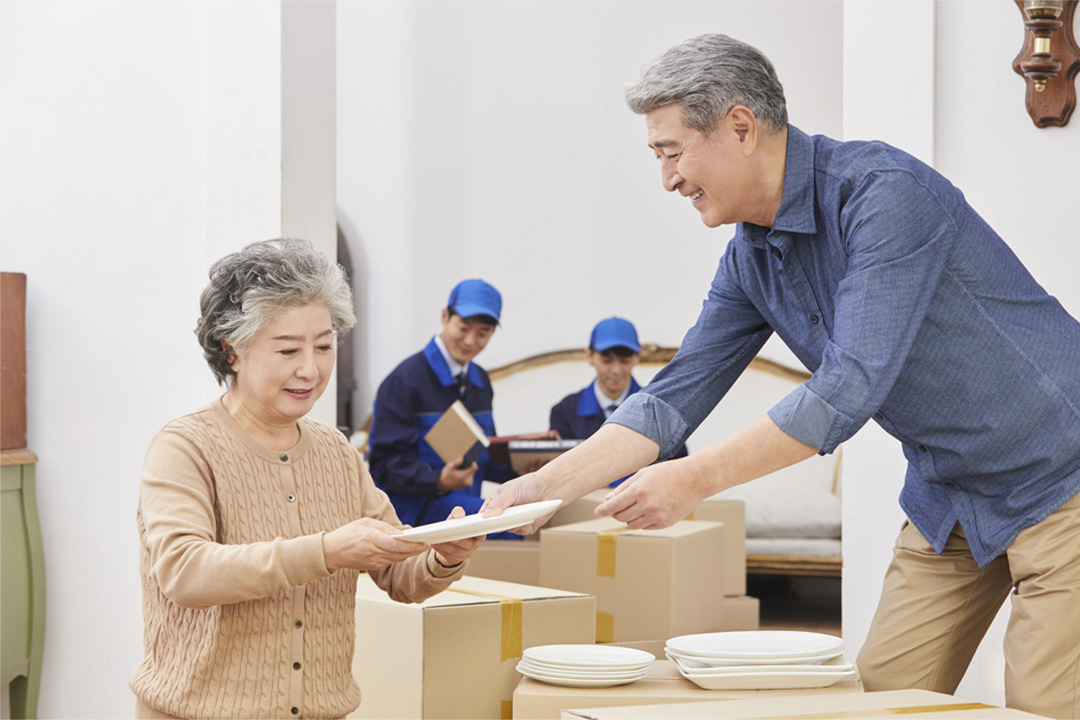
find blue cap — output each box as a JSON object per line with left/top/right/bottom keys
{"left": 448, "top": 279, "right": 502, "bottom": 323}
{"left": 589, "top": 317, "right": 640, "bottom": 353}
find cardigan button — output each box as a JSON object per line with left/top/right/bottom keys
{"left": 280, "top": 454, "right": 288, "bottom": 462}
{"left": 293, "top": 661, "right": 301, "bottom": 670}
{"left": 294, "top": 620, "right": 303, "bottom": 628}
{"left": 287, "top": 494, "right": 296, "bottom": 502}
{"left": 291, "top": 707, "right": 299, "bottom": 715}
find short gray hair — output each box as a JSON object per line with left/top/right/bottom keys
{"left": 625, "top": 34, "right": 788, "bottom": 134}
{"left": 196, "top": 238, "right": 357, "bottom": 385}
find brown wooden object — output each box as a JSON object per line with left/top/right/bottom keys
{"left": 1013, "top": 0, "right": 1080, "bottom": 127}
{"left": 1, "top": 272, "right": 28, "bottom": 450}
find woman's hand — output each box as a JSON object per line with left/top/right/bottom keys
{"left": 431, "top": 506, "right": 484, "bottom": 567}
{"left": 322, "top": 517, "right": 429, "bottom": 572}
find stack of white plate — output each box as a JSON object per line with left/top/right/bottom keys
{"left": 516, "top": 645, "right": 655, "bottom": 688}
{"left": 665, "top": 631, "right": 856, "bottom": 690}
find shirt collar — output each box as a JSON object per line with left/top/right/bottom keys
{"left": 433, "top": 334, "right": 468, "bottom": 379}
{"left": 741, "top": 124, "right": 819, "bottom": 245}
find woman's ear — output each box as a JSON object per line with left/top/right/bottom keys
{"left": 223, "top": 340, "right": 239, "bottom": 371}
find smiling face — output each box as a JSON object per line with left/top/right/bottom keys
{"left": 646, "top": 102, "right": 755, "bottom": 228}
{"left": 440, "top": 309, "right": 496, "bottom": 366}
{"left": 587, "top": 349, "right": 640, "bottom": 401}
{"left": 227, "top": 303, "right": 335, "bottom": 429}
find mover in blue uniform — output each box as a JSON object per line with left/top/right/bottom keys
{"left": 549, "top": 317, "right": 687, "bottom": 470}
{"left": 370, "top": 279, "right": 507, "bottom": 527}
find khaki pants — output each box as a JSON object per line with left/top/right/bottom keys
{"left": 857, "top": 490, "right": 1080, "bottom": 719}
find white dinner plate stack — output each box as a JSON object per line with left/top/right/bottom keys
{"left": 516, "top": 644, "right": 655, "bottom": 688}
{"left": 665, "top": 631, "right": 856, "bottom": 690}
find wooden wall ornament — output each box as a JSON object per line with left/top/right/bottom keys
{"left": 1013, "top": 0, "right": 1080, "bottom": 127}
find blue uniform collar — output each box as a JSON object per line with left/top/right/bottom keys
{"left": 423, "top": 337, "right": 485, "bottom": 389}
{"left": 576, "top": 376, "right": 642, "bottom": 417}
{"left": 741, "top": 124, "right": 819, "bottom": 250}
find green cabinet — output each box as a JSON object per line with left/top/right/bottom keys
{"left": 2, "top": 453, "right": 45, "bottom": 719}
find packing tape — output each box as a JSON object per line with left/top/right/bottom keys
{"left": 683, "top": 511, "right": 695, "bottom": 520}
{"left": 744, "top": 703, "right": 994, "bottom": 720}
{"left": 596, "top": 527, "right": 629, "bottom": 577}
{"left": 500, "top": 700, "right": 513, "bottom": 720}
{"left": 447, "top": 588, "right": 523, "bottom": 662}
{"left": 596, "top": 612, "right": 614, "bottom": 643}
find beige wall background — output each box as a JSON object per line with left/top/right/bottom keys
{"left": 1, "top": 1, "right": 1076, "bottom": 717}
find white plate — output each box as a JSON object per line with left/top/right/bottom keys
{"left": 523, "top": 644, "right": 655, "bottom": 667}
{"left": 396, "top": 499, "right": 562, "bottom": 543}
{"left": 672, "top": 656, "right": 857, "bottom": 691}
{"left": 516, "top": 663, "right": 647, "bottom": 688}
{"left": 664, "top": 646, "right": 847, "bottom": 668}
{"left": 667, "top": 653, "right": 854, "bottom": 677}
{"left": 520, "top": 659, "right": 652, "bottom": 676}
{"left": 666, "top": 631, "right": 845, "bottom": 660}
{"left": 517, "top": 661, "right": 648, "bottom": 680}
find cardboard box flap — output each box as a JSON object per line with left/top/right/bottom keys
{"left": 357, "top": 572, "right": 589, "bottom": 609}
{"left": 542, "top": 517, "right": 723, "bottom": 539}
{"left": 560, "top": 689, "right": 1045, "bottom": 720}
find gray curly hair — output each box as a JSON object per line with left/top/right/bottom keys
{"left": 196, "top": 238, "right": 357, "bottom": 385}
{"left": 624, "top": 34, "right": 788, "bottom": 135}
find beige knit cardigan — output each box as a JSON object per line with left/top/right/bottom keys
{"left": 130, "top": 397, "right": 465, "bottom": 719}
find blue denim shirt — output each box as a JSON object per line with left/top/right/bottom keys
{"left": 613, "top": 125, "right": 1080, "bottom": 567}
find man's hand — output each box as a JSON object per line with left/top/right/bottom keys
{"left": 322, "top": 518, "right": 430, "bottom": 572}
{"left": 431, "top": 506, "right": 484, "bottom": 567}
{"left": 437, "top": 457, "right": 477, "bottom": 491}
{"left": 594, "top": 457, "right": 705, "bottom": 529}
{"left": 479, "top": 472, "right": 557, "bottom": 535}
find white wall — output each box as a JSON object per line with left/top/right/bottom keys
{"left": 336, "top": 0, "right": 844, "bottom": 429}
{"left": 0, "top": 1, "right": 334, "bottom": 717}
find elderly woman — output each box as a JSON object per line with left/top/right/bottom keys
{"left": 130, "top": 238, "right": 481, "bottom": 720}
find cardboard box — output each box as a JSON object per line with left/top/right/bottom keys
{"left": 559, "top": 688, "right": 1047, "bottom": 719}
{"left": 684, "top": 497, "right": 747, "bottom": 597}
{"left": 350, "top": 574, "right": 595, "bottom": 720}
{"left": 465, "top": 539, "right": 542, "bottom": 587}
{"left": 513, "top": 660, "right": 862, "bottom": 720}
{"left": 541, "top": 490, "right": 610, "bottom": 530}
{"left": 539, "top": 518, "right": 725, "bottom": 643}
{"left": 543, "top": 493, "right": 747, "bottom": 597}
{"left": 720, "top": 595, "right": 759, "bottom": 631}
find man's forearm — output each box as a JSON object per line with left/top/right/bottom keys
{"left": 536, "top": 423, "right": 660, "bottom": 501}
{"left": 688, "top": 414, "right": 819, "bottom": 497}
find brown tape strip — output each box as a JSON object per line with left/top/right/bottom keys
{"left": 744, "top": 703, "right": 994, "bottom": 720}
{"left": 446, "top": 587, "right": 524, "bottom": 662}
{"left": 683, "top": 511, "right": 695, "bottom": 521}
{"left": 500, "top": 700, "right": 513, "bottom": 720}
{"left": 596, "top": 527, "right": 629, "bottom": 577}
{"left": 596, "top": 612, "right": 614, "bottom": 643}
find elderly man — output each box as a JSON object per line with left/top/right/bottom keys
{"left": 484, "top": 34, "right": 1080, "bottom": 719}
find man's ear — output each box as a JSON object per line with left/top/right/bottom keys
{"left": 728, "top": 105, "right": 758, "bottom": 154}
{"left": 440, "top": 307, "right": 451, "bottom": 325}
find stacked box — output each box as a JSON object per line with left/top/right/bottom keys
{"left": 541, "top": 492, "right": 748, "bottom": 597}
{"left": 465, "top": 539, "right": 542, "bottom": 587}
{"left": 683, "top": 497, "right": 747, "bottom": 596}
{"left": 539, "top": 518, "right": 725, "bottom": 643}
{"left": 349, "top": 574, "right": 594, "bottom": 720}
{"left": 513, "top": 660, "right": 862, "bottom": 720}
